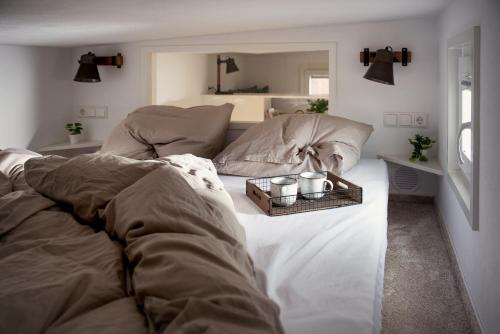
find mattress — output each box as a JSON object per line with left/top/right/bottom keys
{"left": 219, "top": 158, "right": 389, "bottom": 334}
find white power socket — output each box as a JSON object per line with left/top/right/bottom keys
{"left": 413, "top": 113, "right": 428, "bottom": 128}
{"left": 78, "top": 106, "right": 108, "bottom": 119}
{"left": 79, "top": 107, "right": 95, "bottom": 117}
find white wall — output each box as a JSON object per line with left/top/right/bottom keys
{"left": 0, "top": 45, "right": 73, "bottom": 149}
{"left": 437, "top": 0, "right": 500, "bottom": 333}
{"left": 72, "top": 16, "right": 440, "bottom": 159}
{"left": 152, "top": 53, "right": 210, "bottom": 106}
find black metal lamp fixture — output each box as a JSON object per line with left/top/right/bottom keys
{"left": 364, "top": 47, "right": 395, "bottom": 85}
{"left": 216, "top": 55, "right": 239, "bottom": 94}
{"left": 361, "top": 47, "right": 411, "bottom": 86}
{"left": 74, "top": 52, "right": 124, "bottom": 82}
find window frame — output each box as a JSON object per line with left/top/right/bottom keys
{"left": 301, "top": 69, "right": 329, "bottom": 96}
{"left": 446, "top": 26, "right": 480, "bottom": 230}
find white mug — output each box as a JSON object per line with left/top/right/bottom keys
{"left": 270, "top": 177, "right": 298, "bottom": 206}
{"left": 299, "top": 172, "right": 334, "bottom": 199}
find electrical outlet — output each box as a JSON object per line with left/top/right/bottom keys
{"left": 78, "top": 106, "right": 108, "bottom": 118}
{"left": 79, "top": 107, "right": 96, "bottom": 118}
{"left": 413, "top": 113, "right": 428, "bottom": 128}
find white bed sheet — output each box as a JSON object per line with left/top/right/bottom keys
{"left": 219, "top": 159, "right": 389, "bottom": 334}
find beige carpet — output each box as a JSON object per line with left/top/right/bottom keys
{"left": 382, "top": 201, "right": 473, "bottom": 334}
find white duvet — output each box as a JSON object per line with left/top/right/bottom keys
{"left": 219, "top": 159, "right": 389, "bottom": 334}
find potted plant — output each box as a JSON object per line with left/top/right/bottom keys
{"left": 66, "top": 123, "right": 83, "bottom": 144}
{"left": 307, "top": 98, "right": 328, "bottom": 114}
{"left": 409, "top": 134, "right": 435, "bottom": 162}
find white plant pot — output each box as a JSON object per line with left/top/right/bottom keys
{"left": 69, "top": 134, "right": 82, "bottom": 145}
{"left": 419, "top": 149, "right": 429, "bottom": 161}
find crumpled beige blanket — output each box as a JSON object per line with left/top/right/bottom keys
{"left": 0, "top": 153, "right": 283, "bottom": 334}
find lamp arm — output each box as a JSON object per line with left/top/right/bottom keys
{"left": 95, "top": 53, "right": 123, "bottom": 68}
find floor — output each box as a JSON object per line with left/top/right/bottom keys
{"left": 382, "top": 201, "right": 473, "bottom": 334}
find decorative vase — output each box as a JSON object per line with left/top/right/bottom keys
{"left": 69, "top": 134, "right": 82, "bottom": 145}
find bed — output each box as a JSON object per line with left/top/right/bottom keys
{"left": 1, "top": 106, "right": 387, "bottom": 333}
{"left": 220, "top": 158, "right": 389, "bottom": 334}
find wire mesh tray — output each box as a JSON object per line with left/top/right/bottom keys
{"left": 246, "top": 171, "right": 363, "bottom": 216}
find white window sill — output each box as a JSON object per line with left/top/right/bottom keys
{"left": 447, "top": 169, "right": 471, "bottom": 223}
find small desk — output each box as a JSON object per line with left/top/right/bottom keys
{"left": 37, "top": 141, "right": 103, "bottom": 158}
{"left": 377, "top": 153, "right": 444, "bottom": 176}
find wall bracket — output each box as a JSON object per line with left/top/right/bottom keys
{"left": 360, "top": 48, "right": 412, "bottom": 66}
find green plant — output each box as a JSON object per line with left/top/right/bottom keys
{"left": 65, "top": 122, "right": 83, "bottom": 135}
{"left": 409, "top": 134, "right": 435, "bottom": 162}
{"left": 307, "top": 98, "right": 328, "bottom": 114}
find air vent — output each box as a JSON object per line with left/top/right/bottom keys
{"left": 392, "top": 166, "right": 419, "bottom": 192}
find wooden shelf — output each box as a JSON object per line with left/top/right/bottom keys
{"left": 38, "top": 140, "right": 103, "bottom": 152}
{"left": 377, "top": 153, "right": 443, "bottom": 176}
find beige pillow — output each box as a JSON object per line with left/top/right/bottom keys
{"left": 101, "top": 104, "right": 234, "bottom": 159}
{"left": 214, "top": 114, "right": 373, "bottom": 177}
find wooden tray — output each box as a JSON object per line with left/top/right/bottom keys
{"left": 246, "top": 171, "right": 362, "bottom": 216}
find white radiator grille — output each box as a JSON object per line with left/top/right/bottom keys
{"left": 392, "top": 166, "right": 419, "bottom": 192}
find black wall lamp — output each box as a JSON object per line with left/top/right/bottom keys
{"left": 216, "top": 55, "right": 239, "bottom": 94}
{"left": 74, "top": 52, "right": 124, "bottom": 82}
{"left": 360, "top": 47, "right": 411, "bottom": 85}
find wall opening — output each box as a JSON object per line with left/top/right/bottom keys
{"left": 147, "top": 47, "right": 334, "bottom": 123}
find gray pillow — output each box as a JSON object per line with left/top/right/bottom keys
{"left": 101, "top": 104, "right": 234, "bottom": 160}
{"left": 214, "top": 114, "right": 373, "bottom": 177}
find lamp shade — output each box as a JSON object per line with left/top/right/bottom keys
{"left": 225, "top": 57, "right": 239, "bottom": 73}
{"left": 74, "top": 52, "right": 101, "bottom": 82}
{"left": 363, "top": 47, "right": 394, "bottom": 85}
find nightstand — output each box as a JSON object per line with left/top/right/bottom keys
{"left": 378, "top": 154, "right": 443, "bottom": 202}
{"left": 377, "top": 153, "right": 443, "bottom": 175}
{"left": 37, "top": 140, "right": 103, "bottom": 158}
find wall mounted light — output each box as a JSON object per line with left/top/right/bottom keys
{"left": 74, "top": 52, "right": 124, "bottom": 82}
{"left": 216, "top": 55, "right": 239, "bottom": 94}
{"left": 360, "top": 47, "right": 412, "bottom": 85}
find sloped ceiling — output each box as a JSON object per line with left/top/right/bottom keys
{"left": 0, "top": 0, "right": 453, "bottom": 47}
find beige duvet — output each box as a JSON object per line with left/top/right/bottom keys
{"left": 0, "top": 153, "right": 283, "bottom": 333}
